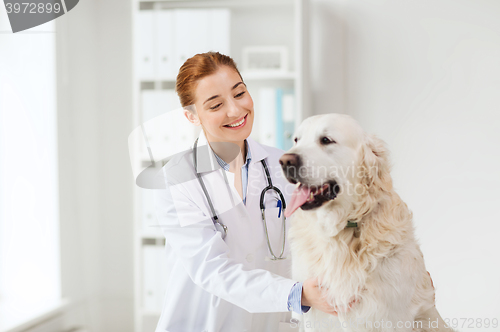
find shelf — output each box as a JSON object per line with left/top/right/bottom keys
{"left": 139, "top": 229, "right": 165, "bottom": 240}
{"left": 240, "top": 71, "right": 297, "bottom": 81}
{"left": 138, "top": 0, "right": 293, "bottom": 9}
{"left": 139, "top": 71, "right": 296, "bottom": 85}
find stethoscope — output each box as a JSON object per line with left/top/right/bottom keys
{"left": 193, "top": 138, "right": 287, "bottom": 260}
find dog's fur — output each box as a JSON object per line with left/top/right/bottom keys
{"left": 282, "top": 114, "right": 455, "bottom": 332}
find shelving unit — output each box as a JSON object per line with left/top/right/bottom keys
{"left": 131, "top": 0, "right": 309, "bottom": 331}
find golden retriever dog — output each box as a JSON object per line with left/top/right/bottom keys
{"left": 279, "top": 114, "right": 455, "bottom": 332}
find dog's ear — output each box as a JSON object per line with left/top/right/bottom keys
{"left": 360, "top": 133, "right": 392, "bottom": 192}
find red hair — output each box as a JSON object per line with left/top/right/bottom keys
{"left": 175, "top": 52, "right": 243, "bottom": 109}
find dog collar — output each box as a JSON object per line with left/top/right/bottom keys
{"left": 346, "top": 221, "right": 358, "bottom": 228}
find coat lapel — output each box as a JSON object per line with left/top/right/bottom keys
{"left": 192, "top": 131, "right": 270, "bottom": 216}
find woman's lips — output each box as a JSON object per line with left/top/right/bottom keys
{"left": 224, "top": 114, "right": 248, "bottom": 129}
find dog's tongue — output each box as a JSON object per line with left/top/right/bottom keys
{"left": 285, "top": 185, "right": 311, "bottom": 218}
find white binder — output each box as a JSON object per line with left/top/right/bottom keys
{"left": 157, "top": 10, "right": 176, "bottom": 80}
{"left": 142, "top": 244, "right": 171, "bottom": 311}
{"left": 136, "top": 10, "right": 155, "bottom": 80}
{"left": 141, "top": 90, "right": 173, "bottom": 157}
{"left": 173, "top": 9, "right": 210, "bottom": 73}
{"left": 141, "top": 89, "right": 197, "bottom": 162}
{"left": 208, "top": 9, "right": 231, "bottom": 56}
{"left": 142, "top": 90, "right": 172, "bottom": 123}
{"left": 158, "top": 246, "right": 171, "bottom": 308}
{"left": 142, "top": 244, "right": 160, "bottom": 311}
{"left": 141, "top": 188, "right": 156, "bottom": 232}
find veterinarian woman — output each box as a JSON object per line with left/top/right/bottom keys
{"left": 153, "top": 52, "right": 357, "bottom": 332}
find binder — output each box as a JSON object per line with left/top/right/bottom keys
{"left": 141, "top": 88, "right": 197, "bottom": 162}
{"left": 282, "top": 90, "right": 295, "bottom": 151}
{"left": 141, "top": 90, "right": 173, "bottom": 158}
{"left": 142, "top": 243, "right": 170, "bottom": 311}
{"left": 142, "top": 244, "right": 160, "bottom": 311}
{"left": 136, "top": 10, "right": 155, "bottom": 80}
{"left": 142, "top": 90, "right": 172, "bottom": 123}
{"left": 163, "top": 89, "right": 182, "bottom": 151}
{"left": 173, "top": 9, "right": 210, "bottom": 75}
{"left": 258, "top": 87, "right": 277, "bottom": 147}
{"left": 141, "top": 188, "right": 156, "bottom": 231}
{"left": 275, "top": 88, "right": 284, "bottom": 149}
{"left": 157, "top": 10, "right": 176, "bottom": 80}
{"left": 158, "top": 246, "right": 171, "bottom": 307}
{"left": 208, "top": 9, "right": 231, "bottom": 56}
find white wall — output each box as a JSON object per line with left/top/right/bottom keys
{"left": 56, "top": 0, "right": 134, "bottom": 331}
{"left": 309, "top": 0, "right": 500, "bottom": 328}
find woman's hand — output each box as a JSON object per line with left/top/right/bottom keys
{"left": 302, "top": 277, "right": 359, "bottom": 316}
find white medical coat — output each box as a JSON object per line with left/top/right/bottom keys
{"left": 153, "top": 130, "right": 297, "bottom": 332}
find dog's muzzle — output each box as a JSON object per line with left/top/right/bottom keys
{"left": 279, "top": 153, "right": 302, "bottom": 183}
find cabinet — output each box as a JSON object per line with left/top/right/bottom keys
{"left": 130, "top": 0, "right": 309, "bottom": 331}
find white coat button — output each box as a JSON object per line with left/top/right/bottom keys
{"left": 246, "top": 254, "right": 254, "bottom": 263}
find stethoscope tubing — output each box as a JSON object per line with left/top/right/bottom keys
{"left": 192, "top": 138, "right": 287, "bottom": 260}
{"left": 259, "top": 158, "right": 287, "bottom": 260}
{"left": 193, "top": 138, "right": 228, "bottom": 237}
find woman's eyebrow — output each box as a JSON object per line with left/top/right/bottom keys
{"left": 203, "top": 95, "right": 220, "bottom": 105}
{"left": 232, "top": 82, "right": 245, "bottom": 90}
{"left": 203, "top": 82, "right": 246, "bottom": 105}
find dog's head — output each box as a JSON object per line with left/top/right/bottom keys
{"left": 280, "top": 114, "right": 392, "bottom": 233}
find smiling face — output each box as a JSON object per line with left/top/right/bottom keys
{"left": 186, "top": 65, "right": 255, "bottom": 146}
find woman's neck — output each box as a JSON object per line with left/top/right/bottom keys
{"left": 229, "top": 140, "right": 246, "bottom": 167}
{"left": 240, "top": 140, "right": 247, "bottom": 161}
{"left": 206, "top": 136, "right": 246, "bottom": 165}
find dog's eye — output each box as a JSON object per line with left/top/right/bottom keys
{"left": 294, "top": 137, "right": 298, "bottom": 143}
{"left": 320, "top": 137, "right": 336, "bottom": 145}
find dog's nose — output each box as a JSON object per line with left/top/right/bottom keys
{"left": 280, "top": 154, "right": 301, "bottom": 183}
{"left": 279, "top": 154, "right": 299, "bottom": 167}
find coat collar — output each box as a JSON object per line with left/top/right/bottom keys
{"left": 193, "top": 130, "right": 269, "bottom": 174}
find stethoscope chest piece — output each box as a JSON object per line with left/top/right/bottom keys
{"left": 215, "top": 221, "right": 228, "bottom": 239}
